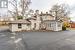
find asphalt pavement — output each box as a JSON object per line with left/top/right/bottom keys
{"left": 0, "top": 27, "right": 75, "bottom": 50}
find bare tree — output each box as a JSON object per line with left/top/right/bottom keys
{"left": 8, "top": 0, "right": 19, "bottom": 20}
{"left": 50, "top": 4, "right": 70, "bottom": 21}
{"left": 8, "top": 0, "right": 31, "bottom": 20}
{"left": 20, "top": 0, "right": 31, "bottom": 18}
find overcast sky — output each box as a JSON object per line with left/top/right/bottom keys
{"left": 30, "top": 0, "right": 75, "bottom": 21}
{"left": 0, "top": 0, "right": 75, "bottom": 21}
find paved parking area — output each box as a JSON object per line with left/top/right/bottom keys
{"left": 0, "top": 26, "right": 75, "bottom": 50}
{"left": 22, "top": 31, "right": 75, "bottom": 50}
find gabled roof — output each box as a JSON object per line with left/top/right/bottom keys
{"left": 9, "top": 20, "right": 30, "bottom": 24}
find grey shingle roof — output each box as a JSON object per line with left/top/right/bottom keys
{"left": 9, "top": 20, "right": 31, "bottom": 24}
{"left": 39, "top": 14, "right": 54, "bottom": 17}
{"left": 42, "top": 20, "right": 62, "bottom": 22}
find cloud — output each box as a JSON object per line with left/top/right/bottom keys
{"left": 30, "top": 0, "right": 58, "bottom": 12}
{"left": 58, "top": 0, "right": 75, "bottom": 6}
{"left": 0, "top": 0, "right": 75, "bottom": 21}
{"left": 30, "top": 0, "right": 75, "bottom": 21}
{"left": 30, "top": 0, "right": 75, "bottom": 12}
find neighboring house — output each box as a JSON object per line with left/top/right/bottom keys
{"left": 9, "top": 20, "right": 31, "bottom": 32}
{"left": 70, "top": 22, "right": 75, "bottom": 28}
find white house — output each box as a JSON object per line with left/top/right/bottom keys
{"left": 40, "top": 13, "right": 55, "bottom": 21}
{"left": 26, "top": 15, "right": 41, "bottom": 30}
{"left": 26, "top": 10, "right": 41, "bottom": 30}
{"left": 9, "top": 20, "right": 31, "bottom": 32}
{"left": 41, "top": 20, "right": 62, "bottom": 31}
{"left": 39, "top": 13, "right": 62, "bottom": 31}
{"left": 9, "top": 11, "right": 62, "bottom": 32}
{"left": 26, "top": 17, "right": 36, "bottom": 30}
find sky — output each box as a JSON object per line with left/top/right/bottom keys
{"left": 0, "top": 0, "right": 75, "bottom": 21}
{"left": 30, "top": 0, "right": 58, "bottom": 11}
{"left": 30, "top": 0, "right": 75, "bottom": 21}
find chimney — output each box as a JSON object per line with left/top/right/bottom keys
{"left": 41, "top": 12, "right": 43, "bottom": 14}
{"left": 46, "top": 12, "right": 48, "bottom": 14}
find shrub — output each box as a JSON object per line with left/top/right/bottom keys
{"left": 62, "top": 26, "right": 66, "bottom": 30}
{"left": 17, "top": 16, "right": 23, "bottom": 20}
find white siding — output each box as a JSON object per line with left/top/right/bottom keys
{"left": 43, "top": 21, "right": 62, "bottom": 31}
{"left": 9, "top": 24, "right": 12, "bottom": 31}
{"left": 57, "top": 22, "right": 62, "bottom": 31}
{"left": 35, "top": 21, "right": 41, "bottom": 30}
{"left": 54, "top": 22, "right": 62, "bottom": 31}
{"left": 30, "top": 17, "right": 41, "bottom": 30}
{"left": 22, "top": 24, "right": 30, "bottom": 30}
{"left": 46, "top": 22, "right": 55, "bottom": 31}
{"left": 10, "top": 23, "right": 31, "bottom": 32}
{"left": 41, "top": 16, "right": 55, "bottom": 21}
{"left": 30, "top": 20, "right": 36, "bottom": 30}
{"left": 12, "top": 24, "right": 19, "bottom": 32}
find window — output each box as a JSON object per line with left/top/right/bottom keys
{"left": 58, "top": 24, "right": 61, "bottom": 27}
{"left": 27, "top": 24, "right": 30, "bottom": 28}
{"left": 50, "top": 23, "right": 51, "bottom": 27}
{"left": 18, "top": 24, "right": 22, "bottom": 29}
{"left": 27, "top": 24, "right": 30, "bottom": 26}
{"left": 58, "top": 23, "right": 61, "bottom": 27}
{"left": 33, "top": 23, "right": 36, "bottom": 30}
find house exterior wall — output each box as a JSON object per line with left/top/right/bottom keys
{"left": 10, "top": 23, "right": 31, "bottom": 32}
{"left": 35, "top": 15, "right": 41, "bottom": 30}
{"left": 55, "top": 22, "right": 62, "bottom": 31}
{"left": 35, "top": 21, "right": 41, "bottom": 30}
{"left": 11, "top": 24, "right": 19, "bottom": 32}
{"left": 40, "top": 15, "right": 55, "bottom": 21}
{"left": 30, "top": 20, "right": 36, "bottom": 30}
{"left": 30, "top": 20, "right": 41, "bottom": 30}
{"left": 30, "top": 15, "right": 41, "bottom": 30}
{"left": 9, "top": 24, "right": 12, "bottom": 31}
{"left": 41, "top": 21, "right": 62, "bottom": 31}
{"left": 45, "top": 22, "right": 56, "bottom": 31}
{"left": 70, "top": 23, "right": 75, "bottom": 28}
{"left": 46, "top": 23, "right": 51, "bottom": 30}
{"left": 58, "top": 22, "right": 62, "bottom": 31}
{"left": 22, "top": 24, "right": 31, "bottom": 30}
